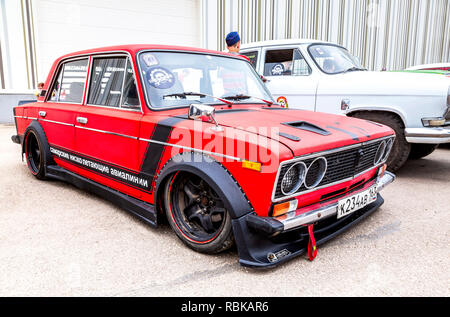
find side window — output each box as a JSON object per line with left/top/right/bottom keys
{"left": 88, "top": 57, "right": 140, "bottom": 109}
{"left": 121, "top": 59, "right": 140, "bottom": 109}
{"left": 264, "top": 49, "right": 311, "bottom": 76}
{"left": 292, "top": 49, "right": 312, "bottom": 76}
{"left": 241, "top": 51, "right": 258, "bottom": 69}
{"left": 88, "top": 57, "right": 126, "bottom": 108}
{"left": 49, "top": 59, "right": 88, "bottom": 103}
{"left": 49, "top": 68, "right": 63, "bottom": 102}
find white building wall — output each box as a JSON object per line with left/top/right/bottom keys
{"left": 0, "top": 0, "right": 201, "bottom": 91}
{"left": 203, "top": 0, "right": 450, "bottom": 71}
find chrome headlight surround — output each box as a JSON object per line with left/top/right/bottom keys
{"left": 381, "top": 138, "right": 394, "bottom": 162}
{"left": 304, "top": 157, "right": 328, "bottom": 189}
{"left": 374, "top": 140, "right": 387, "bottom": 165}
{"left": 280, "top": 162, "right": 307, "bottom": 196}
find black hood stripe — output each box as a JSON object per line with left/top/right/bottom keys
{"left": 326, "top": 125, "right": 359, "bottom": 141}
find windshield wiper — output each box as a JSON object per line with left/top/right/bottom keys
{"left": 162, "top": 92, "right": 233, "bottom": 106}
{"left": 342, "top": 67, "right": 366, "bottom": 74}
{"left": 223, "top": 94, "right": 274, "bottom": 106}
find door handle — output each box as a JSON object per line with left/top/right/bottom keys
{"left": 39, "top": 111, "right": 46, "bottom": 117}
{"left": 76, "top": 117, "right": 88, "bottom": 125}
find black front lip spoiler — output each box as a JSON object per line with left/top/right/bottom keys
{"left": 232, "top": 195, "right": 384, "bottom": 268}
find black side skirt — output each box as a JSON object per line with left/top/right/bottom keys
{"left": 46, "top": 165, "right": 157, "bottom": 227}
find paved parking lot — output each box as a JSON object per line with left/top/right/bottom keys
{"left": 0, "top": 124, "right": 449, "bottom": 297}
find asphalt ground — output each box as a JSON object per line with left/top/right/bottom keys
{"left": 0, "top": 124, "right": 449, "bottom": 297}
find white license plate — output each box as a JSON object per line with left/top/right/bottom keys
{"left": 337, "top": 186, "right": 377, "bottom": 219}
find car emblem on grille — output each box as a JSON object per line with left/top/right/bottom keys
{"left": 354, "top": 148, "right": 364, "bottom": 167}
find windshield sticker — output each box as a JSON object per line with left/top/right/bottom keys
{"left": 142, "top": 54, "right": 159, "bottom": 67}
{"left": 146, "top": 67, "right": 175, "bottom": 89}
{"left": 277, "top": 96, "right": 289, "bottom": 108}
{"left": 271, "top": 63, "right": 285, "bottom": 76}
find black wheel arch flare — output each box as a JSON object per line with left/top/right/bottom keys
{"left": 154, "top": 151, "right": 254, "bottom": 220}
{"left": 22, "top": 120, "right": 54, "bottom": 168}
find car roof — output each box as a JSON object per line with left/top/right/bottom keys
{"left": 56, "top": 44, "right": 241, "bottom": 62}
{"left": 240, "top": 38, "right": 334, "bottom": 49}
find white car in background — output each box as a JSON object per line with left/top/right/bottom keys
{"left": 241, "top": 39, "right": 450, "bottom": 172}
{"left": 406, "top": 63, "right": 450, "bottom": 71}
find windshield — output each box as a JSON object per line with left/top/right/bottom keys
{"left": 138, "top": 51, "right": 274, "bottom": 108}
{"left": 308, "top": 44, "right": 363, "bottom": 74}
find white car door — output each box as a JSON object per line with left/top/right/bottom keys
{"left": 260, "top": 46, "right": 319, "bottom": 111}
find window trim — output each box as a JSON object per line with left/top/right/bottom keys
{"left": 262, "top": 46, "right": 312, "bottom": 77}
{"left": 85, "top": 53, "right": 142, "bottom": 112}
{"left": 45, "top": 56, "right": 90, "bottom": 105}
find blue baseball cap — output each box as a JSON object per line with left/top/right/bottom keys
{"left": 226, "top": 32, "right": 240, "bottom": 47}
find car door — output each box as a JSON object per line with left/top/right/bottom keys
{"left": 74, "top": 54, "right": 145, "bottom": 197}
{"left": 38, "top": 58, "right": 88, "bottom": 152}
{"left": 261, "top": 46, "right": 318, "bottom": 111}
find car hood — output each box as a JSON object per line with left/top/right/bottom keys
{"left": 318, "top": 71, "right": 450, "bottom": 97}
{"left": 208, "top": 107, "right": 394, "bottom": 157}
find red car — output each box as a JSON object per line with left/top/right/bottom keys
{"left": 12, "top": 45, "right": 396, "bottom": 268}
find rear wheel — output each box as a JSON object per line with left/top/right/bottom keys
{"left": 164, "top": 172, "right": 234, "bottom": 254}
{"left": 408, "top": 144, "right": 438, "bottom": 159}
{"left": 24, "top": 130, "right": 47, "bottom": 180}
{"left": 350, "top": 112, "right": 410, "bottom": 172}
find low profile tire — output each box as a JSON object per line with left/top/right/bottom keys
{"left": 350, "top": 112, "right": 410, "bottom": 172}
{"left": 164, "top": 171, "right": 234, "bottom": 254}
{"left": 24, "top": 130, "right": 47, "bottom": 180}
{"left": 408, "top": 144, "right": 438, "bottom": 160}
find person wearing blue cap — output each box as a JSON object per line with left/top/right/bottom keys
{"left": 225, "top": 31, "right": 241, "bottom": 54}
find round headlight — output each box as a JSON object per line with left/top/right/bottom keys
{"left": 305, "top": 157, "right": 327, "bottom": 189}
{"left": 281, "top": 162, "right": 307, "bottom": 196}
{"left": 382, "top": 138, "right": 394, "bottom": 162}
{"left": 374, "top": 140, "right": 387, "bottom": 165}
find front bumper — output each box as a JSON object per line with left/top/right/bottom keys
{"left": 405, "top": 127, "right": 450, "bottom": 144}
{"left": 232, "top": 171, "right": 395, "bottom": 268}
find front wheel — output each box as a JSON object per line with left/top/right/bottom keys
{"left": 350, "top": 112, "right": 411, "bottom": 172}
{"left": 164, "top": 172, "right": 234, "bottom": 254}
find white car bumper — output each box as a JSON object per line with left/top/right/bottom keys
{"left": 405, "top": 127, "right": 450, "bottom": 144}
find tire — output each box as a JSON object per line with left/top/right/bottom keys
{"left": 350, "top": 112, "right": 410, "bottom": 172}
{"left": 163, "top": 171, "right": 234, "bottom": 254}
{"left": 24, "top": 129, "right": 47, "bottom": 180}
{"left": 408, "top": 144, "right": 438, "bottom": 160}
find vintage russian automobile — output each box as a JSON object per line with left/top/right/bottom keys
{"left": 241, "top": 39, "right": 450, "bottom": 172}
{"left": 12, "top": 45, "right": 395, "bottom": 268}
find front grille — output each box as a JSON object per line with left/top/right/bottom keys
{"left": 273, "top": 137, "right": 394, "bottom": 200}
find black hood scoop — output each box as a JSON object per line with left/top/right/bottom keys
{"left": 282, "top": 121, "right": 331, "bottom": 136}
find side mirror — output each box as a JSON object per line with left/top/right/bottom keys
{"left": 188, "top": 104, "right": 223, "bottom": 132}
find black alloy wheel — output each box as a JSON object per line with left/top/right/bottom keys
{"left": 164, "top": 172, "right": 234, "bottom": 254}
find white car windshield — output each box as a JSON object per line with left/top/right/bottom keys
{"left": 138, "top": 52, "right": 273, "bottom": 108}
{"left": 308, "top": 44, "right": 364, "bottom": 74}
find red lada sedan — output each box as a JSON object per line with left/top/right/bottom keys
{"left": 12, "top": 45, "right": 395, "bottom": 268}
